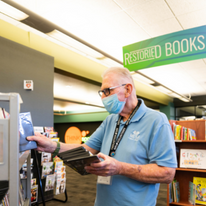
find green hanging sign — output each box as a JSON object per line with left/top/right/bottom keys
{"left": 123, "top": 25, "right": 206, "bottom": 71}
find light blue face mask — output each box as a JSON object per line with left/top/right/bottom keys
{"left": 102, "top": 93, "right": 126, "bottom": 114}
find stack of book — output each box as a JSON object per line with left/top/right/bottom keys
{"left": 58, "top": 146, "right": 100, "bottom": 175}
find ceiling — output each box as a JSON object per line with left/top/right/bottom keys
{"left": 0, "top": 0, "right": 206, "bottom": 114}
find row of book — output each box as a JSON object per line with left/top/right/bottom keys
{"left": 171, "top": 123, "right": 196, "bottom": 140}
{"left": 169, "top": 177, "right": 206, "bottom": 205}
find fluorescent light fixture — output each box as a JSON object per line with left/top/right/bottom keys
{"left": 47, "top": 29, "right": 104, "bottom": 59}
{"left": 0, "top": 1, "right": 29, "bottom": 21}
{"left": 132, "top": 73, "right": 154, "bottom": 85}
{"left": 179, "top": 97, "right": 191, "bottom": 102}
{"left": 99, "top": 57, "right": 123, "bottom": 67}
{"left": 155, "top": 86, "right": 174, "bottom": 94}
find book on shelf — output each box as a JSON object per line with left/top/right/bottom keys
{"left": 58, "top": 146, "right": 100, "bottom": 175}
{"left": 41, "top": 162, "right": 53, "bottom": 178}
{"left": 19, "top": 112, "right": 37, "bottom": 152}
{"left": 31, "top": 185, "right": 38, "bottom": 204}
{"left": 45, "top": 174, "right": 55, "bottom": 192}
{"left": 172, "top": 179, "right": 180, "bottom": 203}
{"left": 180, "top": 149, "right": 206, "bottom": 169}
{"left": 193, "top": 177, "right": 206, "bottom": 205}
{"left": 172, "top": 123, "right": 196, "bottom": 141}
{"left": 188, "top": 181, "right": 196, "bottom": 205}
{"left": 169, "top": 182, "right": 174, "bottom": 203}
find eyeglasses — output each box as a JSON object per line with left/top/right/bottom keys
{"left": 98, "top": 84, "right": 126, "bottom": 97}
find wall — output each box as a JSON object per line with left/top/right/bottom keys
{"left": 54, "top": 121, "right": 102, "bottom": 142}
{"left": 0, "top": 36, "right": 54, "bottom": 126}
{"left": 0, "top": 19, "right": 173, "bottom": 106}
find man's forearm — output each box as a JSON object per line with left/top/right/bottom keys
{"left": 118, "top": 162, "right": 175, "bottom": 184}
{"left": 58, "top": 142, "right": 81, "bottom": 153}
{"left": 57, "top": 142, "right": 98, "bottom": 154}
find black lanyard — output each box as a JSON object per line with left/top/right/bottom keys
{"left": 109, "top": 103, "right": 139, "bottom": 157}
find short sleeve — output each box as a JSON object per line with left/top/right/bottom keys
{"left": 85, "top": 120, "right": 106, "bottom": 152}
{"left": 149, "top": 123, "right": 177, "bottom": 168}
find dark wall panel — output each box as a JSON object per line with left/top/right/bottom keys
{"left": 54, "top": 121, "right": 102, "bottom": 142}
{"left": 0, "top": 36, "right": 54, "bottom": 126}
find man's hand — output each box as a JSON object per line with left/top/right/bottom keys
{"left": 85, "top": 153, "right": 122, "bottom": 176}
{"left": 27, "top": 132, "right": 57, "bottom": 153}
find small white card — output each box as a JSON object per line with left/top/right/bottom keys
{"left": 97, "top": 176, "right": 112, "bottom": 185}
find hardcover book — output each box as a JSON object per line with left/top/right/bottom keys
{"left": 193, "top": 177, "right": 206, "bottom": 205}
{"left": 189, "top": 181, "right": 196, "bottom": 205}
{"left": 58, "top": 146, "right": 100, "bottom": 175}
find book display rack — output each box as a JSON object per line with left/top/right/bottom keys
{"left": 0, "top": 93, "right": 31, "bottom": 206}
{"left": 167, "top": 120, "right": 206, "bottom": 206}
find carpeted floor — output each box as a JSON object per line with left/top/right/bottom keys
{"left": 40, "top": 166, "right": 167, "bottom": 206}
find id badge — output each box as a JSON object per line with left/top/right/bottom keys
{"left": 97, "top": 176, "right": 112, "bottom": 185}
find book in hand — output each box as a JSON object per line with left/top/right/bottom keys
{"left": 19, "top": 112, "right": 37, "bottom": 152}
{"left": 58, "top": 146, "right": 100, "bottom": 175}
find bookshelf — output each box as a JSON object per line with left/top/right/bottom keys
{"left": 167, "top": 120, "right": 206, "bottom": 206}
{"left": 0, "top": 93, "right": 31, "bottom": 206}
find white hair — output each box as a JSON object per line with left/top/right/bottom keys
{"left": 102, "top": 67, "right": 134, "bottom": 85}
{"left": 102, "top": 67, "right": 136, "bottom": 95}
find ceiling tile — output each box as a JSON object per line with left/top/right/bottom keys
{"left": 114, "top": 0, "right": 152, "bottom": 10}
{"left": 177, "top": 9, "right": 206, "bottom": 29}
{"left": 125, "top": 0, "right": 174, "bottom": 27}
{"left": 143, "top": 17, "right": 182, "bottom": 37}
{"left": 167, "top": 0, "right": 206, "bottom": 16}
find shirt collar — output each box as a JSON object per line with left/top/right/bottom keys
{"left": 115, "top": 98, "right": 147, "bottom": 124}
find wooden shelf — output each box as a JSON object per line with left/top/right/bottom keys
{"left": 170, "top": 201, "right": 203, "bottom": 206}
{"left": 176, "top": 168, "right": 206, "bottom": 172}
{"left": 168, "top": 120, "right": 206, "bottom": 206}
{"left": 175, "top": 140, "right": 206, "bottom": 143}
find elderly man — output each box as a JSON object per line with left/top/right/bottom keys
{"left": 28, "top": 67, "right": 177, "bottom": 206}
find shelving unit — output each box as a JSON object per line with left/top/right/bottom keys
{"left": 167, "top": 120, "right": 206, "bottom": 206}
{"left": 0, "top": 93, "right": 31, "bottom": 206}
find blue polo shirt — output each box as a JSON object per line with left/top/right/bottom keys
{"left": 85, "top": 99, "right": 177, "bottom": 206}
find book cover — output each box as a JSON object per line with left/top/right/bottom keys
{"left": 41, "top": 162, "right": 53, "bottom": 178}
{"left": 55, "top": 178, "right": 66, "bottom": 195}
{"left": 189, "top": 129, "right": 197, "bottom": 140}
{"left": 19, "top": 112, "right": 37, "bottom": 152}
{"left": 31, "top": 185, "right": 38, "bottom": 204}
{"left": 169, "top": 182, "right": 173, "bottom": 203}
{"left": 41, "top": 152, "right": 52, "bottom": 165}
{"left": 189, "top": 181, "right": 196, "bottom": 205}
{"left": 173, "top": 181, "right": 180, "bottom": 202}
{"left": 180, "top": 149, "right": 206, "bottom": 169}
{"left": 193, "top": 177, "right": 206, "bottom": 205}
{"left": 58, "top": 146, "right": 100, "bottom": 175}
{"left": 45, "top": 174, "right": 55, "bottom": 192}
{"left": 172, "top": 180, "right": 177, "bottom": 202}
{"left": 175, "top": 125, "right": 181, "bottom": 140}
